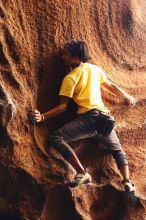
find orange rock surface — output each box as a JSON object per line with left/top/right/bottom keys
{"left": 0, "top": 0, "right": 145, "bottom": 219}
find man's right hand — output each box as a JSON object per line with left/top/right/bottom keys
{"left": 125, "top": 95, "right": 137, "bottom": 107}
{"left": 29, "top": 109, "right": 44, "bottom": 123}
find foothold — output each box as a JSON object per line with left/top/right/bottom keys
{"left": 0, "top": 7, "right": 5, "bottom": 19}
{"left": 3, "top": 27, "right": 20, "bottom": 64}
{"left": 0, "top": 43, "right": 9, "bottom": 65}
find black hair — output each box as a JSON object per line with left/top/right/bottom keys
{"left": 64, "top": 40, "right": 90, "bottom": 62}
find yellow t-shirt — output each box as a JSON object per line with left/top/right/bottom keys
{"left": 59, "top": 62, "right": 110, "bottom": 114}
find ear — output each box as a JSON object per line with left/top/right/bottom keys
{"left": 71, "top": 56, "right": 77, "bottom": 62}
{"left": 73, "top": 55, "right": 80, "bottom": 62}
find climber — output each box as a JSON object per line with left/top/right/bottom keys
{"left": 30, "top": 40, "right": 136, "bottom": 192}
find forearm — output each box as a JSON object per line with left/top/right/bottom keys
{"left": 109, "top": 83, "right": 131, "bottom": 99}
{"left": 43, "top": 104, "right": 67, "bottom": 121}
{"left": 102, "top": 80, "right": 135, "bottom": 106}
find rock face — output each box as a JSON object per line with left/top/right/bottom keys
{"left": 0, "top": 0, "right": 146, "bottom": 219}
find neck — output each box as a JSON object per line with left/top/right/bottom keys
{"left": 71, "top": 62, "right": 83, "bottom": 69}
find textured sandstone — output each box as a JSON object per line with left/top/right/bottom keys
{"left": 0, "top": 0, "right": 146, "bottom": 219}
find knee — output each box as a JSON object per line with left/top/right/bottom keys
{"left": 111, "top": 149, "right": 128, "bottom": 169}
{"left": 48, "top": 135, "right": 56, "bottom": 146}
{"left": 47, "top": 130, "right": 73, "bottom": 159}
{"left": 48, "top": 129, "right": 62, "bottom": 146}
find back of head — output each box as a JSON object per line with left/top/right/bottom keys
{"left": 64, "top": 40, "right": 90, "bottom": 62}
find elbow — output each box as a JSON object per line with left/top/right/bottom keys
{"left": 59, "top": 103, "right": 68, "bottom": 112}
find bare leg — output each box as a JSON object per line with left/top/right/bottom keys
{"left": 119, "top": 165, "right": 129, "bottom": 180}
{"left": 119, "top": 165, "right": 135, "bottom": 192}
{"left": 48, "top": 146, "right": 86, "bottom": 175}
{"left": 66, "top": 154, "right": 86, "bottom": 174}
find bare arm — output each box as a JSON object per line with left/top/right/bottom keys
{"left": 30, "top": 95, "right": 72, "bottom": 123}
{"left": 101, "top": 78, "right": 136, "bottom": 106}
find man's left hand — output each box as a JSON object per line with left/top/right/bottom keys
{"left": 29, "top": 109, "right": 44, "bottom": 123}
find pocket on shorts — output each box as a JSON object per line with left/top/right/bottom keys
{"left": 96, "top": 113, "right": 115, "bottom": 137}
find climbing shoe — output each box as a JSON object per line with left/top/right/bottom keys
{"left": 66, "top": 172, "right": 92, "bottom": 188}
{"left": 121, "top": 178, "right": 136, "bottom": 192}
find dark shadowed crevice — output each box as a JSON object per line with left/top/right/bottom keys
{"left": 50, "top": 50, "right": 78, "bottom": 129}
{"left": 0, "top": 7, "right": 5, "bottom": 19}
{"left": 36, "top": 50, "right": 78, "bottom": 132}
{"left": 0, "top": 71, "right": 20, "bottom": 90}
{"left": 0, "top": 43, "right": 9, "bottom": 65}
{"left": 0, "top": 87, "right": 14, "bottom": 163}
{"left": 0, "top": 166, "right": 45, "bottom": 220}
{"left": 0, "top": 86, "right": 14, "bottom": 125}
{"left": 40, "top": 184, "right": 82, "bottom": 220}
{"left": 121, "top": 9, "right": 133, "bottom": 35}
{"left": 3, "top": 27, "right": 20, "bottom": 64}
{"left": 0, "top": 210, "right": 22, "bottom": 220}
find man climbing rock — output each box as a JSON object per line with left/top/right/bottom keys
{"left": 30, "top": 40, "right": 136, "bottom": 192}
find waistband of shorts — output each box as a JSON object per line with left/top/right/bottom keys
{"left": 77, "top": 109, "right": 110, "bottom": 116}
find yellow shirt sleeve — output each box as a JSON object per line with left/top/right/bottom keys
{"left": 59, "top": 76, "right": 76, "bottom": 98}
{"left": 98, "top": 67, "right": 108, "bottom": 84}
